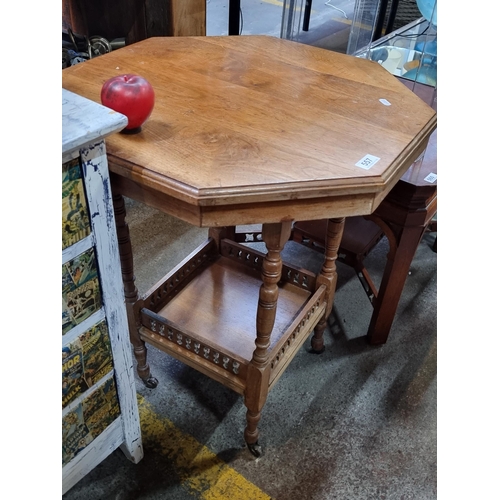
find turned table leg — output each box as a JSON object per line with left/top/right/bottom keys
{"left": 311, "top": 217, "right": 345, "bottom": 353}
{"left": 113, "top": 193, "right": 158, "bottom": 388}
{"left": 244, "top": 221, "right": 292, "bottom": 457}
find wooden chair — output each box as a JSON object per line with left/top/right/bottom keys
{"left": 292, "top": 216, "right": 385, "bottom": 304}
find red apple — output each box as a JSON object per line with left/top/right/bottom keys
{"left": 100, "top": 74, "right": 155, "bottom": 131}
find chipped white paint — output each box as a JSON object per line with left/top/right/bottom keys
{"left": 62, "top": 308, "right": 106, "bottom": 347}
{"left": 62, "top": 90, "right": 142, "bottom": 495}
{"left": 62, "top": 88, "right": 128, "bottom": 159}
{"left": 62, "top": 233, "right": 93, "bottom": 266}
{"left": 62, "top": 370, "right": 115, "bottom": 418}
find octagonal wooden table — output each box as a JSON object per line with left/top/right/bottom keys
{"left": 62, "top": 35, "right": 436, "bottom": 456}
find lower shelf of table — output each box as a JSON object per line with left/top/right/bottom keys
{"left": 138, "top": 238, "right": 327, "bottom": 393}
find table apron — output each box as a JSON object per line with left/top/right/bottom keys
{"left": 110, "top": 173, "right": 385, "bottom": 227}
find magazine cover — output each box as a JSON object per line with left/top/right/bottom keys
{"left": 62, "top": 157, "right": 91, "bottom": 249}
{"left": 62, "top": 340, "right": 86, "bottom": 409}
{"left": 83, "top": 377, "right": 121, "bottom": 438}
{"left": 62, "top": 247, "right": 102, "bottom": 335}
{"left": 62, "top": 403, "right": 93, "bottom": 467}
{"left": 80, "top": 320, "right": 114, "bottom": 388}
{"left": 62, "top": 377, "right": 120, "bottom": 467}
{"left": 62, "top": 320, "right": 114, "bottom": 409}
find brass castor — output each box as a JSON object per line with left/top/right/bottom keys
{"left": 247, "top": 441, "right": 262, "bottom": 458}
{"left": 143, "top": 375, "right": 159, "bottom": 389}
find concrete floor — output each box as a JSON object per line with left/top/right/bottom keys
{"left": 63, "top": 199, "right": 437, "bottom": 499}
{"left": 63, "top": 3, "right": 437, "bottom": 498}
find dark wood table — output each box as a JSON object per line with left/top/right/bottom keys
{"left": 293, "top": 126, "right": 437, "bottom": 345}
{"left": 62, "top": 35, "right": 436, "bottom": 455}
{"left": 365, "top": 126, "right": 437, "bottom": 344}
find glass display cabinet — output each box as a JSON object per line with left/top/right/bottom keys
{"left": 347, "top": 0, "right": 437, "bottom": 93}
{"left": 280, "top": 0, "right": 305, "bottom": 41}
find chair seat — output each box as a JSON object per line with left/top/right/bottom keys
{"left": 292, "top": 217, "right": 385, "bottom": 303}
{"left": 293, "top": 217, "right": 384, "bottom": 260}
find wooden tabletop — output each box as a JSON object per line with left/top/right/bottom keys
{"left": 62, "top": 36, "right": 436, "bottom": 227}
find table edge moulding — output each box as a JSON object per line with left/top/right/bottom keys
{"left": 62, "top": 89, "right": 143, "bottom": 493}
{"left": 62, "top": 35, "right": 437, "bottom": 457}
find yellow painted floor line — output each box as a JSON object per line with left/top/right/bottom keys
{"left": 138, "top": 394, "right": 273, "bottom": 499}
{"left": 261, "top": 0, "right": 287, "bottom": 8}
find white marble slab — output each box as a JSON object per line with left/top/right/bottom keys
{"left": 62, "top": 88, "right": 128, "bottom": 156}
